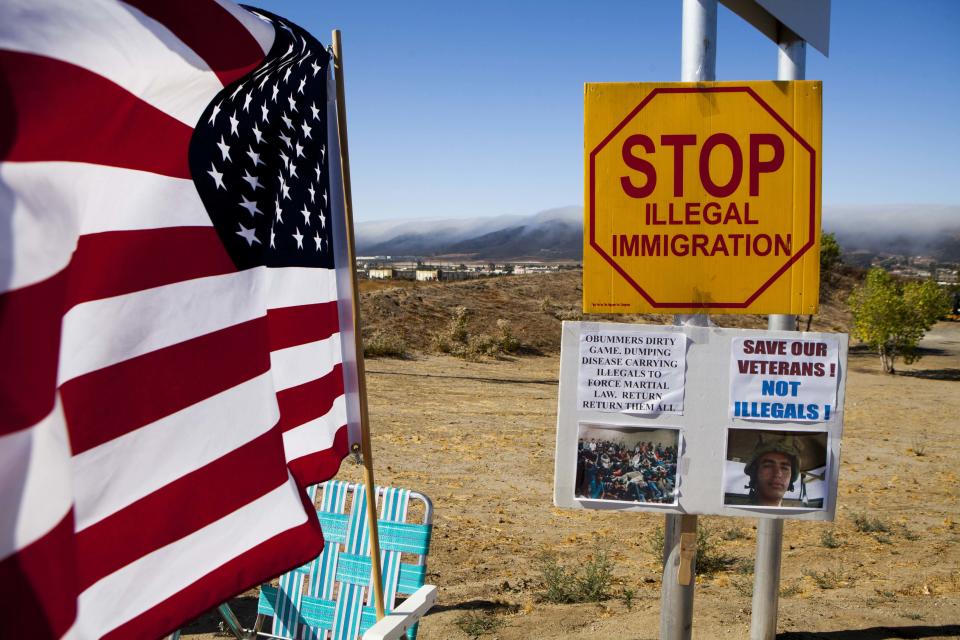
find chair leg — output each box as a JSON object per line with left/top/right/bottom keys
{"left": 217, "top": 603, "right": 258, "bottom": 640}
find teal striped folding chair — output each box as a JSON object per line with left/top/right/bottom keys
{"left": 237, "top": 480, "right": 435, "bottom": 640}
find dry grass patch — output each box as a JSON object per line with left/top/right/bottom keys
{"left": 455, "top": 611, "right": 504, "bottom": 638}
{"left": 536, "top": 547, "right": 614, "bottom": 604}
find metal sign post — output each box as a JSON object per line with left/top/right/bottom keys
{"left": 660, "top": 1, "right": 716, "bottom": 638}
{"left": 751, "top": 25, "right": 806, "bottom": 640}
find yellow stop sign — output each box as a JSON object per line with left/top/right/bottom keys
{"left": 583, "top": 81, "right": 822, "bottom": 314}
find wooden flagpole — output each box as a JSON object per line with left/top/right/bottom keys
{"left": 331, "top": 29, "right": 387, "bottom": 622}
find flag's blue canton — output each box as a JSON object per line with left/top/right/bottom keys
{"left": 189, "top": 8, "right": 333, "bottom": 270}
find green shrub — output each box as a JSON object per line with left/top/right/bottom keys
{"left": 434, "top": 308, "right": 524, "bottom": 359}
{"left": 820, "top": 528, "right": 842, "bottom": 549}
{"left": 363, "top": 329, "right": 408, "bottom": 358}
{"left": 455, "top": 611, "right": 504, "bottom": 638}
{"left": 536, "top": 548, "right": 613, "bottom": 604}
{"left": 779, "top": 580, "right": 803, "bottom": 598}
{"left": 910, "top": 432, "right": 929, "bottom": 457}
{"left": 494, "top": 319, "right": 521, "bottom": 354}
{"left": 732, "top": 579, "right": 753, "bottom": 597}
{"left": 804, "top": 567, "right": 849, "bottom": 589}
{"left": 648, "top": 524, "right": 734, "bottom": 576}
{"left": 734, "top": 558, "right": 754, "bottom": 575}
{"left": 853, "top": 513, "right": 890, "bottom": 534}
{"left": 721, "top": 526, "right": 748, "bottom": 541}
{"left": 900, "top": 526, "right": 919, "bottom": 541}
{"left": 694, "top": 526, "right": 735, "bottom": 576}
{"left": 433, "top": 306, "right": 471, "bottom": 357}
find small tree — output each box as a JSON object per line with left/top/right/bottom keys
{"left": 820, "top": 232, "right": 842, "bottom": 272}
{"left": 804, "top": 232, "right": 844, "bottom": 330}
{"left": 848, "top": 268, "right": 950, "bottom": 373}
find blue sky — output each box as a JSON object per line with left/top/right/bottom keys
{"left": 256, "top": 0, "right": 960, "bottom": 222}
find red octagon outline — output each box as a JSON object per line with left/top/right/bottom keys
{"left": 588, "top": 86, "right": 817, "bottom": 308}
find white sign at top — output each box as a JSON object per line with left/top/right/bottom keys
{"left": 720, "top": 0, "right": 831, "bottom": 56}
{"left": 577, "top": 330, "right": 687, "bottom": 414}
{"left": 728, "top": 336, "right": 841, "bottom": 423}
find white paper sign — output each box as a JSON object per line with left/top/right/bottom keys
{"left": 577, "top": 330, "right": 687, "bottom": 414}
{"left": 556, "top": 322, "right": 848, "bottom": 519}
{"left": 729, "top": 336, "right": 841, "bottom": 422}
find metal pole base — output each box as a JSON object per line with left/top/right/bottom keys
{"left": 750, "top": 518, "right": 784, "bottom": 640}
{"left": 660, "top": 514, "right": 697, "bottom": 640}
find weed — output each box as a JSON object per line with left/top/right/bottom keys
{"left": 875, "top": 534, "right": 893, "bottom": 544}
{"left": 434, "top": 306, "right": 471, "bottom": 356}
{"left": 694, "top": 526, "right": 736, "bottom": 576}
{"left": 536, "top": 548, "right": 613, "bottom": 604}
{"left": 537, "top": 552, "right": 575, "bottom": 604}
{"left": 722, "top": 526, "right": 748, "bottom": 541}
{"left": 447, "top": 306, "right": 470, "bottom": 344}
{"left": 621, "top": 587, "right": 635, "bottom": 611}
{"left": 363, "top": 329, "right": 408, "bottom": 358}
{"left": 874, "top": 588, "right": 897, "bottom": 601}
{"left": 649, "top": 525, "right": 665, "bottom": 562}
{"left": 649, "top": 525, "right": 665, "bottom": 563}
{"left": 853, "top": 513, "right": 890, "bottom": 533}
{"left": 734, "top": 558, "right": 754, "bottom": 575}
{"left": 576, "top": 548, "right": 614, "bottom": 602}
{"left": 455, "top": 611, "right": 504, "bottom": 638}
{"left": 649, "top": 524, "right": 734, "bottom": 576}
{"left": 538, "top": 296, "right": 553, "bottom": 313}
{"left": 910, "top": 432, "right": 929, "bottom": 457}
{"left": 901, "top": 527, "right": 920, "bottom": 541}
{"left": 553, "top": 307, "right": 583, "bottom": 322}
{"left": 434, "top": 307, "right": 524, "bottom": 359}
{"left": 804, "top": 567, "right": 849, "bottom": 590}
{"left": 820, "top": 528, "right": 843, "bottom": 549}
{"left": 494, "top": 319, "right": 521, "bottom": 354}
{"left": 779, "top": 580, "right": 803, "bottom": 598}
{"left": 732, "top": 579, "right": 753, "bottom": 597}
{"left": 902, "top": 612, "right": 923, "bottom": 621}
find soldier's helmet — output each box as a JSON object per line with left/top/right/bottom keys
{"left": 744, "top": 435, "right": 801, "bottom": 488}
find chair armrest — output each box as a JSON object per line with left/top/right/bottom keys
{"left": 361, "top": 585, "right": 438, "bottom": 640}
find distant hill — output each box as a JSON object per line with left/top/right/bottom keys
{"left": 356, "top": 207, "right": 582, "bottom": 261}
{"left": 825, "top": 204, "right": 960, "bottom": 262}
{"left": 356, "top": 204, "right": 960, "bottom": 263}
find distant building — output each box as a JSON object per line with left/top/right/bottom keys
{"left": 369, "top": 268, "right": 394, "bottom": 279}
{"left": 415, "top": 269, "right": 440, "bottom": 281}
{"left": 442, "top": 270, "right": 486, "bottom": 281}
{"left": 937, "top": 269, "right": 958, "bottom": 284}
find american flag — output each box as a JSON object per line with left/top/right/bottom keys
{"left": 0, "top": 2, "right": 360, "bottom": 638}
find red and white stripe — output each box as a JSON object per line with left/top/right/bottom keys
{"left": 0, "top": 2, "right": 357, "bottom": 638}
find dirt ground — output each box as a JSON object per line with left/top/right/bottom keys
{"left": 182, "top": 320, "right": 959, "bottom": 640}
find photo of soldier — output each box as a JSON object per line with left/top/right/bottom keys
{"left": 723, "top": 429, "right": 829, "bottom": 508}
{"left": 575, "top": 424, "right": 680, "bottom": 505}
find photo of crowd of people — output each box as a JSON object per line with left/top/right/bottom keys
{"left": 723, "top": 429, "right": 828, "bottom": 509}
{"left": 575, "top": 424, "right": 680, "bottom": 505}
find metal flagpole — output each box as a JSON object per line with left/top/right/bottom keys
{"left": 750, "top": 25, "right": 805, "bottom": 640}
{"left": 661, "top": 1, "right": 716, "bottom": 639}
{"left": 331, "top": 29, "right": 387, "bottom": 622}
